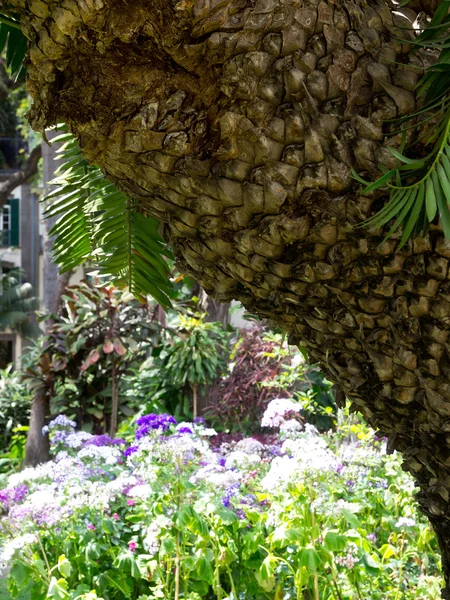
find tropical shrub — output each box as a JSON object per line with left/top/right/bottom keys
{"left": 141, "top": 313, "right": 231, "bottom": 419}
{"left": 209, "top": 328, "right": 335, "bottom": 433}
{"left": 23, "top": 283, "right": 159, "bottom": 435}
{"left": 0, "top": 367, "right": 30, "bottom": 455}
{"left": 0, "top": 402, "right": 442, "bottom": 600}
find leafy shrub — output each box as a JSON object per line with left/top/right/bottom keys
{"left": 209, "top": 327, "right": 335, "bottom": 433}
{"left": 0, "top": 366, "right": 30, "bottom": 454}
{"left": 0, "top": 404, "right": 441, "bottom": 599}
{"left": 23, "top": 283, "right": 158, "bottom": 434}
{"left": 138, "top": 313, "right": 231, "bottom": 419}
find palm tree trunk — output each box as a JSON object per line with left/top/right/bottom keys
{"left": 23, "top": 392, "right": 50, "bottom": 468}
{"left": 11, "top": 0, "right": 450, "bottom": 593}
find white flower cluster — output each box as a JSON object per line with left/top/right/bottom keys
{"left": 64, "top": 431, "right": 94, "bottom": 449}
{"left": 395, "top": 516, "right": 416, "bottom": 528}
{"left": 190, "top": 464, "right": 241, "bottom": 488}
{"left": 261, "top": 433, "right": 335, "bottom": 490}
{"left": 0, "top": 533, "right": 36, "bottom": 564}
{"left": 225, "top": 451, "right": 261, "bottom": 470}
{"left": 143, "top": 515, "right": 172, "bottom": 555}
{"left": 261, "top": 398, "right": 301, "bottom": 428}
{"left": 335, "top": 544, "right": 359, "bottom": 569}
{"left": 234, "top": 438, "right": 264, "bottom": 455}
{"left": 77, "top": 445, "right": 122, "bottom": 466}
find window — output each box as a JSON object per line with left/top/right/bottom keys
{"left": 0, "top": 199, "right": 19, "bottom": 247}
{"left": 1, "top": 205, "right": 10, "bottom": 245}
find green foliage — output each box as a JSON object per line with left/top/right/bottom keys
{"left": 0, "top": 411, "right": 442, "bottom": 600}
{"left": 139, "top": 313, "right": 231, "bottom": 418}
{"left": 357, "top": 0, "right": 450, "bottom": 245}
{"left": 156, "top": 314, "right": 229, "bottom": 388}
{"left": 0, "top": 366, "right": 30, "bottom": 454}
{"left": 0, "top": 367, "right": 29, "bottom": 485}
{"left": 23, "top": 282, "right": 158, "bottom": 432}
{"left": 0, "top": 16, "right": 27, "bottom": 79}
{"left": 44, "top": 131, "right": 173, "bottom": 308}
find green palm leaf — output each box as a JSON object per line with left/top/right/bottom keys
{"left": 357, "top": 0, "right": 450, "bottom": 244}
{"left": 0, "top": 15, "right": 27, "bottom": 77}
{"left": 44, "top": 131, "right": 173, "bottom": 308}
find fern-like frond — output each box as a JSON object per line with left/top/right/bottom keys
{"left": 44, "top": 132, "right": 94, "bottom": 271}
{"left": 359, "top": 0, "right": 450, "bottom": 245}
{"left": 0, "top": 15, "right": 27, "bottom": 77}
{"left": 44, "top": 131, "right": 173, "bottom": 308}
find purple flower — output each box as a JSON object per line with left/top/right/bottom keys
{"left": 51, "top": 430, "right": 70, "bottom": 444}
{"left": 0, "top": 485, "right": 29, "bottom": 510}
{"left": 84, "top": 435, "right": 126, "bottom": 447}
{"left": 221, "top": 483, "right": 240, "bottom": 508}
{"left": 194, "top": 417, "right": 206, "bottom": 425}
{"left": 336, "top": 463, "right": 344, "bottom": 474}
{"left": 346, "top": 480, "right": 355, "bottom": 488}
{"left": 135, "top": 413, "right": 177, "bottom": 439}
{"left": 178, "top": 427, "right": 193, "bottom": 435}
{"left": 218, "top": 458, "right": 226, "bottom": 467}
{"left": 367, "top": 533, "right": 376, "bottom": 542}
{"left": 124, "top": 445, "right": 139, "bottom": 458}
{"left": 87, "top": 523, "right": 95, "bottom": 531}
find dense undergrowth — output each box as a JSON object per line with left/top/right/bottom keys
{"left": 0, "top": 401, "right": 442, "bottom": 600}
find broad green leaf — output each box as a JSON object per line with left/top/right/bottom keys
{"left": 196, "top": 557, "right": 214, "bottom": 584}
{"left": 324, "top": 530, "right": 347, "bottom": 552}
{"left": 57, "top": 555, "right": 72, "bottom": 579}
{"left": 299, "top": 546, "right": 322, "bottom": 571}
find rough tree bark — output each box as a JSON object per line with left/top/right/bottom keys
{"left": 11, "top": 0, "right": 450, "bottom": 592}
{"left": 24, "top": 134, "right": 71, "bottom": 467}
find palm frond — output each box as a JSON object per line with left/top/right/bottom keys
{"left": 359, "top": 0, "right": 450, "bottom": 245}
{"left": 44, "top": 131, "right": 173, "bottom": 308}
{"left": 0, "top": 14, "right": 27, "bottom": 77}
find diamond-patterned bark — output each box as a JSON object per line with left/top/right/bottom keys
{"left": 12, "top": 0, "right": 450, "bottom": 593}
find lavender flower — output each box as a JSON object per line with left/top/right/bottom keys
{"left": 84, "top": 435, "right": 126, "bottom": 447}
{"left": 0, "top": 485, "right": 28, "bottom": 510}
{"left": 135, "top": 413, "right": 177, "bottom": 439}
{"left": 124, "top": 445, "right": 139, "bottom": 458}
{"left": 221, "top": 483, "right": 240, "bottom": 508}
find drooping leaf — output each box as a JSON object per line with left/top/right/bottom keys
{"left": 43, "top": 129, "right": 173, "bottom": 307}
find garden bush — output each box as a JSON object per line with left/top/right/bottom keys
{"left": 0, "top": 367, "right": 30, "bottom": 454}
{"left": 0, "top": 401, "right": 442, "bottom": 599}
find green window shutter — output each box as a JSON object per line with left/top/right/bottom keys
{"left": 8, "top": 198, "right": 19, "bottom": 246}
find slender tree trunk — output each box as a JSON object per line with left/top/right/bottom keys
{"left": 23, "top": 392, "right": 50, "bottom": 468}
{"left": 12, "top": 0, "right": 450, "bottom": 593}
{"left": 198, "top": 287, "right": 231, "bottom": 328}
{"left": 110, "top": 359, "right": 119, "bottom": 437}
{"left": 23, "top": 133, "right": 71, "bottom": 467}
{"left": 197, "top": 287, "right": 230, "bottom": 416}
{"left": 192, "top": 383, "right": 198, "bottom": 420}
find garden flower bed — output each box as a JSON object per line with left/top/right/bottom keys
{"left": 0, "top": 401, "right": 442, "bottom": 599}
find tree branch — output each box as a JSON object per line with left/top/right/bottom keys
{"left": 0, "top": 144, "right": 42, "bottom": 208}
